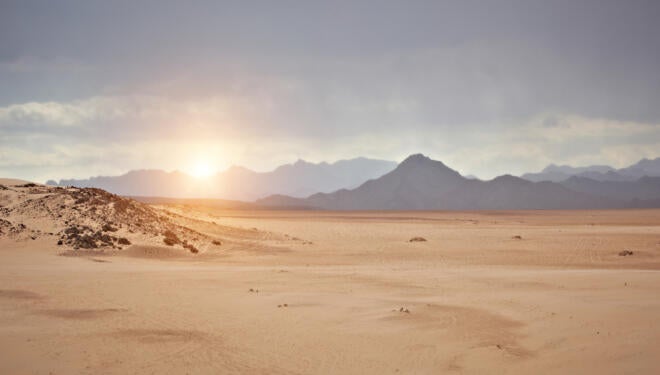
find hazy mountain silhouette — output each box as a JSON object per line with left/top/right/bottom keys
{"left": 560, "top": 176, "right": 660, "bottom": 201}
{"left": 258, "top": 154, "right": 622, "bottom": 210}
{"left": 617, "top": 158, "right": 660, "bottom": 179}
{"left": 50, "top": 157, "right": 397, "bottom": 201}
{"left": 521, "top": 157, "right": 660, "bottom": 182}
{"left": 521, "top": 164, "right": 615, "bottom": 182}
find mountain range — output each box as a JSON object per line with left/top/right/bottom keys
{"left": 521, "top": 158, "right": 660, "bottom": 182}
{"left": 257, "top": 154, "right": 634, "bottom": 210}
{"left": 48, "top": 157, "right": 397, "bottom": 201}
{"left": 46, "top": 154, "right": 660, "bottom": 210}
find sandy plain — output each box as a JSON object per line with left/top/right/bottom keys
{"left": 1, "top": 207, "right": 660, "bottom": 374}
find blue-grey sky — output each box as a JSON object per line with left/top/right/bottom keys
{"left": 1, "top": 0, "right": 660, "bottom": 181}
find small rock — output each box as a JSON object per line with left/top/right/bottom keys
{"left": 408, "top": 237, "right": 427, "bottom": 242}
{"left": 618, "top": 250, "right": 634, "bottom": 256}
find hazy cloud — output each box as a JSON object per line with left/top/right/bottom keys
{"left": 1, "top": 0, "right": 659, "bottom": 181}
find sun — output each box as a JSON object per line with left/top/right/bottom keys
{"left": 189, "top": 161, "right": 215, "bottom": 178}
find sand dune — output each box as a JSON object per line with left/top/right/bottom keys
{"left": 0, "top": 180, "right": 227, "bottom": 255}
{"left": 1, "top": 188, "right": 660, "bottom": 373}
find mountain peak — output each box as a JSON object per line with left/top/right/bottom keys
{"left": 293, "top": 159, "right": 310, "bottom": 166}
{"left": 401, "top": 153, "right": 432, "bottom": 164}
{"left": 491, "top": 174, "right": 529, "bottom": 185}
{"left": 390, "top": 153, "right": 463, "bottom": 183}
{"left": 398, "top": 154, "right": 456, "bottom": 172}
{"left": 542, "top": 164, "right": 560, "bottom": 172}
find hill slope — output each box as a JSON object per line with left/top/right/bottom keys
{"left": 0, "top": 180, "right": 212, "bottom": 253}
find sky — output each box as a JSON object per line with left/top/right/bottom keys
{"left": 1, "top": 0, "right": 660, "bottom": 182}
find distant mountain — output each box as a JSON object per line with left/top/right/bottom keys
{"left": 54, "top": 170, "right": 194, "bottom": 198}
{"left": 618, "top": 158, "right": 660, "bottom": 179}
{"left": 572, "top": 170, "right": 631, "bottom": 182}
{"left": 521, "top": 164, "right": 615, "bottom": 182}
{"left": 521, "top": 157, "right": 660, "bottom": 182}
{"left": 51, "top": 157, "right": 397, "bottom": 201}
{"left": 560, "top": 176, "right": 660, "bottom": 201}
{"left": 258, "top": 154, "right": 622, "bottom": 210}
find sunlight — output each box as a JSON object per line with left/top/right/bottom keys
{"left": 189, "top": 160, "right": 215, "bottom": 178}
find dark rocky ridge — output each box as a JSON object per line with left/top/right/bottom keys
{"left": 258, "top": 154, "right": 626, "bottom": 210}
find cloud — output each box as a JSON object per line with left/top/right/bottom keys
{"left": 526, "top": 113, "right": 658, "bottom": 141}
{"left": 1, "top": 1, "right": 659, "bottom": 182}
{"left": 1, "top": 93, "right": 658, "bottom": 182}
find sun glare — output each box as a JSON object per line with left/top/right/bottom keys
{"left": 190, "top": 161, "right": 215, "bottom": 178}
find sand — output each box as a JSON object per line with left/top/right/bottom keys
{"left": 1, "top": 207, "right": 660, "bottom": 374}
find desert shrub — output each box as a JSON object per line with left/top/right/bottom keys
{"left": 163, "top": 237, "right": 177, "bottom": 246}
{"left": 102, "top": 223, "right": 118, "bottom": 232}
{"left": 77, "top": 235, "right": 97, "bottom": 249}
{"left": 183, "top": 242, "right": 199, "bottom": 253}
{"left": 162, "top": 229, "right": 180, "bottom": 245}
{"left": 65, "top": 226, "right": 81, "bottom": 235}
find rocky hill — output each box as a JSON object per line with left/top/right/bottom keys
{"left": 0, "top": 180, "right": 214, "bottom": 254}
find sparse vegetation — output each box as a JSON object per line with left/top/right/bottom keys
{"left": 162, "top": 229, "right": 182, "bottom": 247}
{"left": 163, "top": 237, "right": 177, "bottom": 246}
{"left": 0, "top": 184, "right": 207, "bottom": 252}
{"left": 102, "top": 223, "right": 118, "bottom": 232}
{"left": 183, "top": 242, "right": 199, "bottom": 254}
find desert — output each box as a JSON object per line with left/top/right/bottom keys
{"left": 4, "top": 2, "right": 660, "bottom": 373}
{"left": 1, "top": 180, "right": 660, "bottom": 374}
